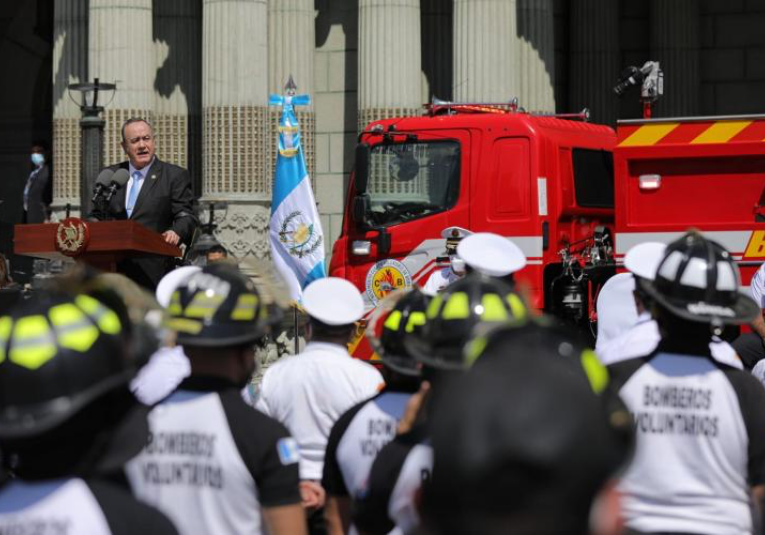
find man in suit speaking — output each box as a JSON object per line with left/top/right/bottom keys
{"left": 93, "top": 118, "right": 197, "bottom": 289}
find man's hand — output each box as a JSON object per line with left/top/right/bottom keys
{"left": 299, "top": 480, "right": 326, "bottom": 511}
{"left": 162, "top": 230, "right": 181, "bottom": 245}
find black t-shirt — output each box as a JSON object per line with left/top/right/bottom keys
{"left": 323, "top": 390, "right": 410, "bottom": 499}
{"left": 353, "top": 424, "right": 432, "bottom": 535}
{"left": 0, "top": 477, "right": 178, "bottom": 534}
{"left": 126, "top": 376, "right": 301, "bottom": 535}
{"left": 609, "top": 349, "right": 765, "bottom": 534}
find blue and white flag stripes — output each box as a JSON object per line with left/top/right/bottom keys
{"left": 269, "top": 91, "right": 326, "bottom": 301}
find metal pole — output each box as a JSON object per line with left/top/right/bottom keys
{"left": 79, "top": 110, "right": 105, "bottom": 218}
{"left": 293, "top": 305, "right": 299, "bottom": 354}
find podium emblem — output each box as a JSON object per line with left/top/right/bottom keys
{"left": 55, "top": 217, "right": 90, "bottom": 256}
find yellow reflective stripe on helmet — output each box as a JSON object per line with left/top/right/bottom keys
{"left": 463, "top": 335, "right": 488, "bottom": 368}
{"left": 231, "top": 294, "right": 258, "bottom": 321}
{"left": 49, "top": 303, "right": 100, "bottom": 352}
{"left": 165, "top": 317, "right": 204, "bottom": 334}
{"left": 0, "top": 316, "right": 12, "bottom": 363}
{"left": 506, "top": 294, "right": 527, "bottom": 321}
{"left": 581, "top": 349, "right": 609, "bottom": 394}
{"left": 426, "top": 294, "right": 443, "bottom": 319}
{"left": 384, "top": 310, "right": 403, "bottom": 332}
{"left": 441, "top": 292, "right": 470, "bottom": 320}
{"left": 404, "top": 311, "right": 426, "bottom": 333}
{"left": 75, "top": 295, "right": 121, "bottom": 335}
{"left": 184, "top": 293, "right": 225, "bottom": 319}
{"left": 168, "top": 290, "right": 183, "bottom": 316}
{"left": 480, "top": 294, "right": 508, "bottom": 322}
{"left": 9, "top": 315, "right": 57, "bottom": 370}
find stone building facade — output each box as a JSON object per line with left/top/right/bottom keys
{"left": 2, "top": 0, "right": 765, "bottom": 275}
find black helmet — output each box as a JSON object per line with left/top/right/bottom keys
{"left": 366, "top": 288, "right": 431, "bottom": 376}
{"left": 0, "top": 292, "right": 129, "bottom": 439}
{"left": 423, "top": 321, "right": 633, "bottom": 535}
{"left": 405, "top": 271, "right": 530, "bottom": 371}
{"left": 640, "top": 231, "right": 759, "bottom": 325}
{"left": 166, "top": 262, "right": 271, "bottom": 346}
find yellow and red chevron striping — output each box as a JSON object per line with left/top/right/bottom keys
{"left": 617, "top": 119, "right": 765, "bottom": 147}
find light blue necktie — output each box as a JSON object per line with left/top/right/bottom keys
{"left": 126, "top": 171, "right": 142, "bottom": 217}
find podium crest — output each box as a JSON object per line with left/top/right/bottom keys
{"left": 55, "top": 217, "right": 90, "bottom": 256}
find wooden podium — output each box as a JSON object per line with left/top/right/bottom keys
{"left": 14, "top": 219, "right": 182, "bottom": 273}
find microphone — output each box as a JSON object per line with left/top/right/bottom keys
{"left": 91, "top": 169, "right": 115, "bottom": 203}
{"left": 104, "top": 169, "right": 130, "bottom": 203}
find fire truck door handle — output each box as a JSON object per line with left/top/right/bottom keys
{"left": 542, "top": 221, "right": 549, "bottom": 251}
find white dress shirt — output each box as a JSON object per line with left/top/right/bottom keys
{"left": 256, "top": 341, "right": 385, "bottom": 480}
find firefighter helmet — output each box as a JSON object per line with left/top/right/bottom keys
{"left": 166, "top": 263, "right": 272, "bottom": 346}
{"left": 366, "top": 288, "right": 431, "bottom": 376}
{"left": 405, "top": 271, "right": 530, "bottom": 371}
{"left": 0, "top": 292, "right": 128, "bottom": 439}
{"left": 639, "top": 231, "right": 759, "bottom": 325}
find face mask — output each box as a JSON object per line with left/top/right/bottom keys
{"left": 450, "top": 255, "right": 466, "bottom": 275}
{"left": 31, "top": 153, "right": 44, "bottom": 167}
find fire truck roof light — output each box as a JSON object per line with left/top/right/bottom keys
{"left": 639, "top": 174, "right": 661, "bottom": 190}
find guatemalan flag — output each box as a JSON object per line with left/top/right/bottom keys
{"left": 269, "top": 87, "right": 326, "bottom": 301}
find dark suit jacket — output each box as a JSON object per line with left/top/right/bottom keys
{"left": 94, "top": 158, "right": 197, "bottom": 289}
{"left": 23, "top": 165, "right": 51, "bottom": 224}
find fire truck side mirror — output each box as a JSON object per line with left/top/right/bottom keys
{"left": 353, "top": 194, "right": 370, "bottom": 227}
{"left": 355, "top": 143, "right": 370, "bottom": 193}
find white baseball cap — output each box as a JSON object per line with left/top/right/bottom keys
{"left": 303, "top": 277, "right": 364, "bottom": 325}
{"left": 624, "top": 242, "right": 667, "bottom": 281}
{"left": 457, "top": 232, "right": 527, "bottom": 277}
{"left": 155, "top": 266, "right": 202, "bottom": 308}
{"left": 595, "top": 272, "right": 638, "bottom": 351}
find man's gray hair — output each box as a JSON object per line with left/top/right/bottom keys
{"left": 121, "top": 117, "right": 155, "bottom": 142}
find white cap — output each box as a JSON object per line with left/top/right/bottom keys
{"left": 441, "top": 226, "right": 473, "bottom": 240}
{"left": 155, "top": 266, "right": 202, "bottom": 308}
{"left": 595, "top": 272, "right": 637, "bottom": 352}
{"left": 624, "top": 241, "right": 667, "bottom": 281}
{"left": 303, "top": 277, "right": 364, "bottom": 325}
{"left": 457, "top": 232, "right": 527, "bottom": 277}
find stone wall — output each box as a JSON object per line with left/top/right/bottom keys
{"left": 700, "top": 0, "right": 765, "bottom": 115}
{"left": 314, "top": 0, "right": 358, "bottom": 262}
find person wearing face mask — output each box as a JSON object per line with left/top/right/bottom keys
{"left": 23, "top": 143, "right": 51, "bottom": 224}
{"left": 125, "top": 262, "right": 307, "bottom": 535}
{"left": 422, "top": 227, "right": 472, "bottom": 295}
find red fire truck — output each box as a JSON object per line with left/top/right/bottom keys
{"left": 613, "top": 114, "right": 765, "bottom": 292}
{"left": 329, "top": 66, "right": 765, "bottom": 358}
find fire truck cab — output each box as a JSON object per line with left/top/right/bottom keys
{"left": 330, "top": 103, "right": 618, "bottom": 350}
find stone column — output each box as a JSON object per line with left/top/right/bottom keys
{"left": 203, "top": 0, "right": 270, "bottom": 261}
{"left": 569, "top": 0, "right": 619, "bottom": 124}
{"left": 88, "top": 0, "right": 154, "bottom": 165}
{"left": 421, "top": 0, "right": 453, "bottom": 102}
{"left": 517, "top": 0, "right": 555, "bottom": 112}
{"left": 52, "top": 0, "right": 88, "bottom": 217}
{"left": 358, "top": 0, "right": 422, "bottom": 131}
{"left": 268, "top": 0, "right": 315, "bottom": 185}
{"left": 154, "top": 0, "right": 202, "bottom": 193}
{"left": 453, "top": 0, "right": 517, "bottom": 102}
{"left": 650, "top": 0, "right": 699, "bottom": 117}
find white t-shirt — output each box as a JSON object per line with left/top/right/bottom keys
{"left": 609, "top": 352, "right": 765, "bottom": 534}
{"left": 595, "top": 273, "right": 639, "bottom": 353}
{"left": 421, "top": 267, "right": 461, "bottom": 295}
{"left": 256, "top": 341, "right": 384, "bottom": 480}
{"left": 131, "top": 346, "right": 191, "bottom": 405}
{"left": 598, "top": 312, "right": 743, "bottom": 369}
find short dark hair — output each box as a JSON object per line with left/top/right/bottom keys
{"left": 206, "top": 244, "right": 228, "bottom": 258}
{"left": 121, "top": 118, "right": 154, "bottom": 142}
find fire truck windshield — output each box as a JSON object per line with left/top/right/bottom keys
{"left": 364, "top": 140, "right": 460, "bottom": 227}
